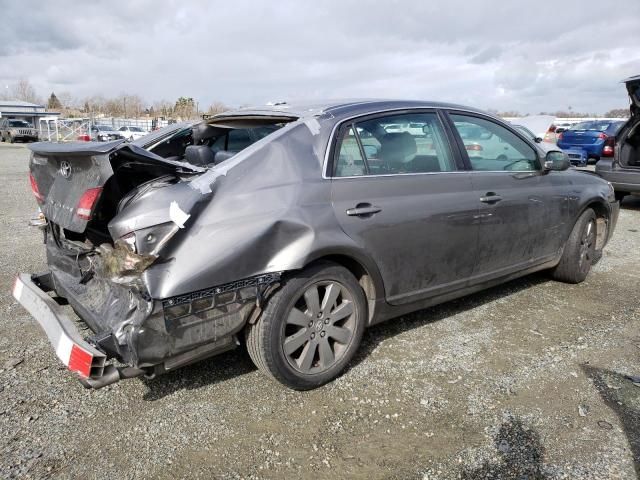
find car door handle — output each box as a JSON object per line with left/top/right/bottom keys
{"left": 346, "top": 203, "right": 382, "bottom": 217}
{"left": 479, "top": 193, "right": 502, "bottom": 204}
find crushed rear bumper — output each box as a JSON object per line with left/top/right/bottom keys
{"left": 12, "top": 273, "right": 144, "bottom": 388}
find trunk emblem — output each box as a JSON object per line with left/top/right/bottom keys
{"left": 59, "top": 161, "right": 72, "bottom": 178}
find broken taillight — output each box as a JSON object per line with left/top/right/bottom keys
{"left": 76, "top": 187, "right": 103, "bottom": 220}
{"left": 29, "top": 173, "right": 44, "bottom": 203}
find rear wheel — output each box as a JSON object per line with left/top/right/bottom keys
{"left": 550, "top": 209, "right": 597, "bottom": 283}
{"left": 246, "top": 262, "right": 366, "bottom": 390}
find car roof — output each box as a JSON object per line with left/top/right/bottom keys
{"left": 213, "top": 99, "right": 491, "bottom": 121}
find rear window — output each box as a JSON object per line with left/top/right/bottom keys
{"left": 570, "top": 121, "right": 612, "bottom": 132}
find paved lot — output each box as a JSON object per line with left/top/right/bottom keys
{"left": 0, "top": 142, "right": 639, "bottom": 479}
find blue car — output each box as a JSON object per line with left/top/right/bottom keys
{"left": 557, "top": 120, "right": 624, "bottom": 163}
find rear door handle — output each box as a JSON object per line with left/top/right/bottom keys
{"left": 346, "top": 203, "right": 382, "bottom": 217}
{"left": 479, "top": 192, "right": 502, "bottom": 204}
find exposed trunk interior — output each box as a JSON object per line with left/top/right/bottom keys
{"left": 619, "top": 117, "right": 640, "bottom": 169}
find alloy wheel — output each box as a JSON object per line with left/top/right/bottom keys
{"left": 578, "top": 219, "right": 595, "bottom": 271}
{"left": 282, "top": 281, "right": 356, "bottom": 374}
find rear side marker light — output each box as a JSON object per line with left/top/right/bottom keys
{"left": 29, "top": 173, "right": 44, "bottom": 203}
{"left": 76, "top": 187, "right": 103, "bottom": 220}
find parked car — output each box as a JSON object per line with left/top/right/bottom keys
{"left": 0, "top": 119, "right": 38, "bottom": 143}
{"left": 90, "top": 125, "right": 124, "bottom": 142}
{"left": 118, "top": 125, "right": 148, "bottom": 141}
{"left": 596, "top": 75, "right": 640, "bottom": 201}
{"left": 557, "top": 119, "right": 625, "bottom": 163}
{"left": 14, "top": 100, "right": 618, "bottom": 391}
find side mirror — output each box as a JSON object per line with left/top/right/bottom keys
{"left": 534, "top": 137, "right": 543, "bottom": 143}
{"left": 543, "top": 151, "right": 570, "bottom": 171}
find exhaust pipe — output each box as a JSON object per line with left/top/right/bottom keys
{"left": 79, "top": 365, "right": 145, "bottom": 389}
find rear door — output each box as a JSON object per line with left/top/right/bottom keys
{"left": 330, "top": 110, "right": 480, "bottom": 305}
{"left": 446, "top": 112, "right": 567, "bottom": 279}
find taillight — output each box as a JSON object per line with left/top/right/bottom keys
{"left": 557, "top": 132, "right": 564, "bottom": 141}
{"left": 602, "top": 137, "right": 615, "bottom": 157}
{"left": 465, "top": 144, "right": 483, "bottom": 151}
{"left": 77, "top": 134, "right": 91, "bottom": 142}
{"left": 76, "top": 187, "right": 103, "bottom": 220}
{"left": 598, "top": 133, "right": 608, "bottom": 140}
{"left": 29, "top": 173, "right": 44, "bottom": 203}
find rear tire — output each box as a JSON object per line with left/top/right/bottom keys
{"left": 246, "top": 262, "right": 367, "bottom": 390}
{"left": 550, "top": 209, "right": 597, "bottom": 284}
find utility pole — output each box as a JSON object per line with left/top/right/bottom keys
{"left": 123, "top": 97, "right": 127, "bottom": 119}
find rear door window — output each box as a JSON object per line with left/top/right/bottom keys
{"left": 333, "top": 112, "right": 455, "bottom": 176}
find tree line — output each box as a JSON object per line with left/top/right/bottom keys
{"left": 1, "top": 79, "right": 227, "bottom": 120}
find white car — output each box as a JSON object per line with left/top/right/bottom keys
{"left": 118, "top": 125, "right": 148, "bottom": 141}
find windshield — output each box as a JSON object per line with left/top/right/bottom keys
{"left": 129, "top": 126, "right": 144, "bottom": 132}
{"left": 9, "top": 120, "right": 31, "bottom": 128}
{"left": 94, "top": 125, "right": 112, "bottom": 131}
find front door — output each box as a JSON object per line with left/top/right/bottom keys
{"left": 447, "top": 112, "right": 565, "bottom": 279}
{"left": 329, "top": 111, "right": 480, "bottom": 305}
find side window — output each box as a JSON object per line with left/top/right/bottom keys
{"left": 333, "top": 112, "right": 455, "bottom": 176}
{"left": 335, "top": 127, "right": 366, "bottom": 177}
{"left": 450, "top": 114, "right": 539, "bottom": 172}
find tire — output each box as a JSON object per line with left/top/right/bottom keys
{"left": 246, "top": 262, "right": 367, "bottom": 390}
{"left": 550, "top": 209, "right": 597, "bottom": 284}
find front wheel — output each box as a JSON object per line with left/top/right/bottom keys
{"left": 246, "top": 262, "right": 367, "bottom": 390}
{"left": 550, "top": 209, "right": 597, "bottom": 283}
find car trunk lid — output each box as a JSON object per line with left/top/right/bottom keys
{"left": 560, "top": 129, "right": 601, "bottom": 145}
{"left": 29, "top": 139, "right": 204, "bottom": 234}
{"left": 623, "top": 75, "right": 640, "bottom": 113}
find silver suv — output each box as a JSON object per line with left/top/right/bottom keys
{"left": 0, "top": 119, "right": 38, "bottom": 143}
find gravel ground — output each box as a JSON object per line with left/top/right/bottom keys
{"left": 0, "top": 142, "right": 639, "bottom": 479}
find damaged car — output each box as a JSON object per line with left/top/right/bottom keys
{"left": 596, "top": 75, "right": 640, "bottom": 201}
{"left": 14, "top": 100, "right": 619, "bottom": 390}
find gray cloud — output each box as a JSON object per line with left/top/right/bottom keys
{"left": 0, "top": 0, "right": 639, "bottom": 113}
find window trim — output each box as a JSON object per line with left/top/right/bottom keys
{"left": 326, "top": 108, "right": 462, "bottom": 179}
{"left": 442, "top": 109, "right": 543, "bottom": 172}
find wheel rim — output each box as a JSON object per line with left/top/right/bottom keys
{"left": 579, "top": 219, "right": 596, "bottom": 271}
{"left": 282, "top": 281, "right": 356, "bottom": 374}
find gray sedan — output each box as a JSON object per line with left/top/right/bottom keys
{"left": 15, "top": 100, "right": 618, "bottom": 390}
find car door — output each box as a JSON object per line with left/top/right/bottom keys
{"left": 446, "top": 112, "right": 567, "bottom": 280}
{"left": 330, "top": 110, "right": 480, "bottom": 305}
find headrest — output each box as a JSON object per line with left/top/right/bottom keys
{"left": 380, "top": 132, "right": 417, "bottom": 164}
{"left": 184, "top": 145, "right": 215, "bottom": 166}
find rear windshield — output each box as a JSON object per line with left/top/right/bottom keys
{"left": 569, "top": 121, "right": 613, "bottom": 132}
{"left": 9, "top": 120, "right": 31, "bottom": 127}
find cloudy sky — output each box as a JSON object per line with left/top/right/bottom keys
{"left": 2, "top": 0, "right": 639, "bottom": 113}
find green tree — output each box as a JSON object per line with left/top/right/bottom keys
{"left": 47, "top": 92, "right": 62, "bottom": 110}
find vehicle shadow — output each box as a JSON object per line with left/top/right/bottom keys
{"left": 351, "top": 272, "right": 550, "bottom": 368}
{"left": 460, "top": 416, "right": 548, "bottom": 479}
{"left": 141, "top": 273, "right": 551, "bottom": 400}
{"left": 140, "top": 348, "right": 257, "bottom": 401}
{"left": 620, "top": 195, "right": 640, "bottom": 212}
{"left": 580, "top": 364, "right": 640, "bottom": 477}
